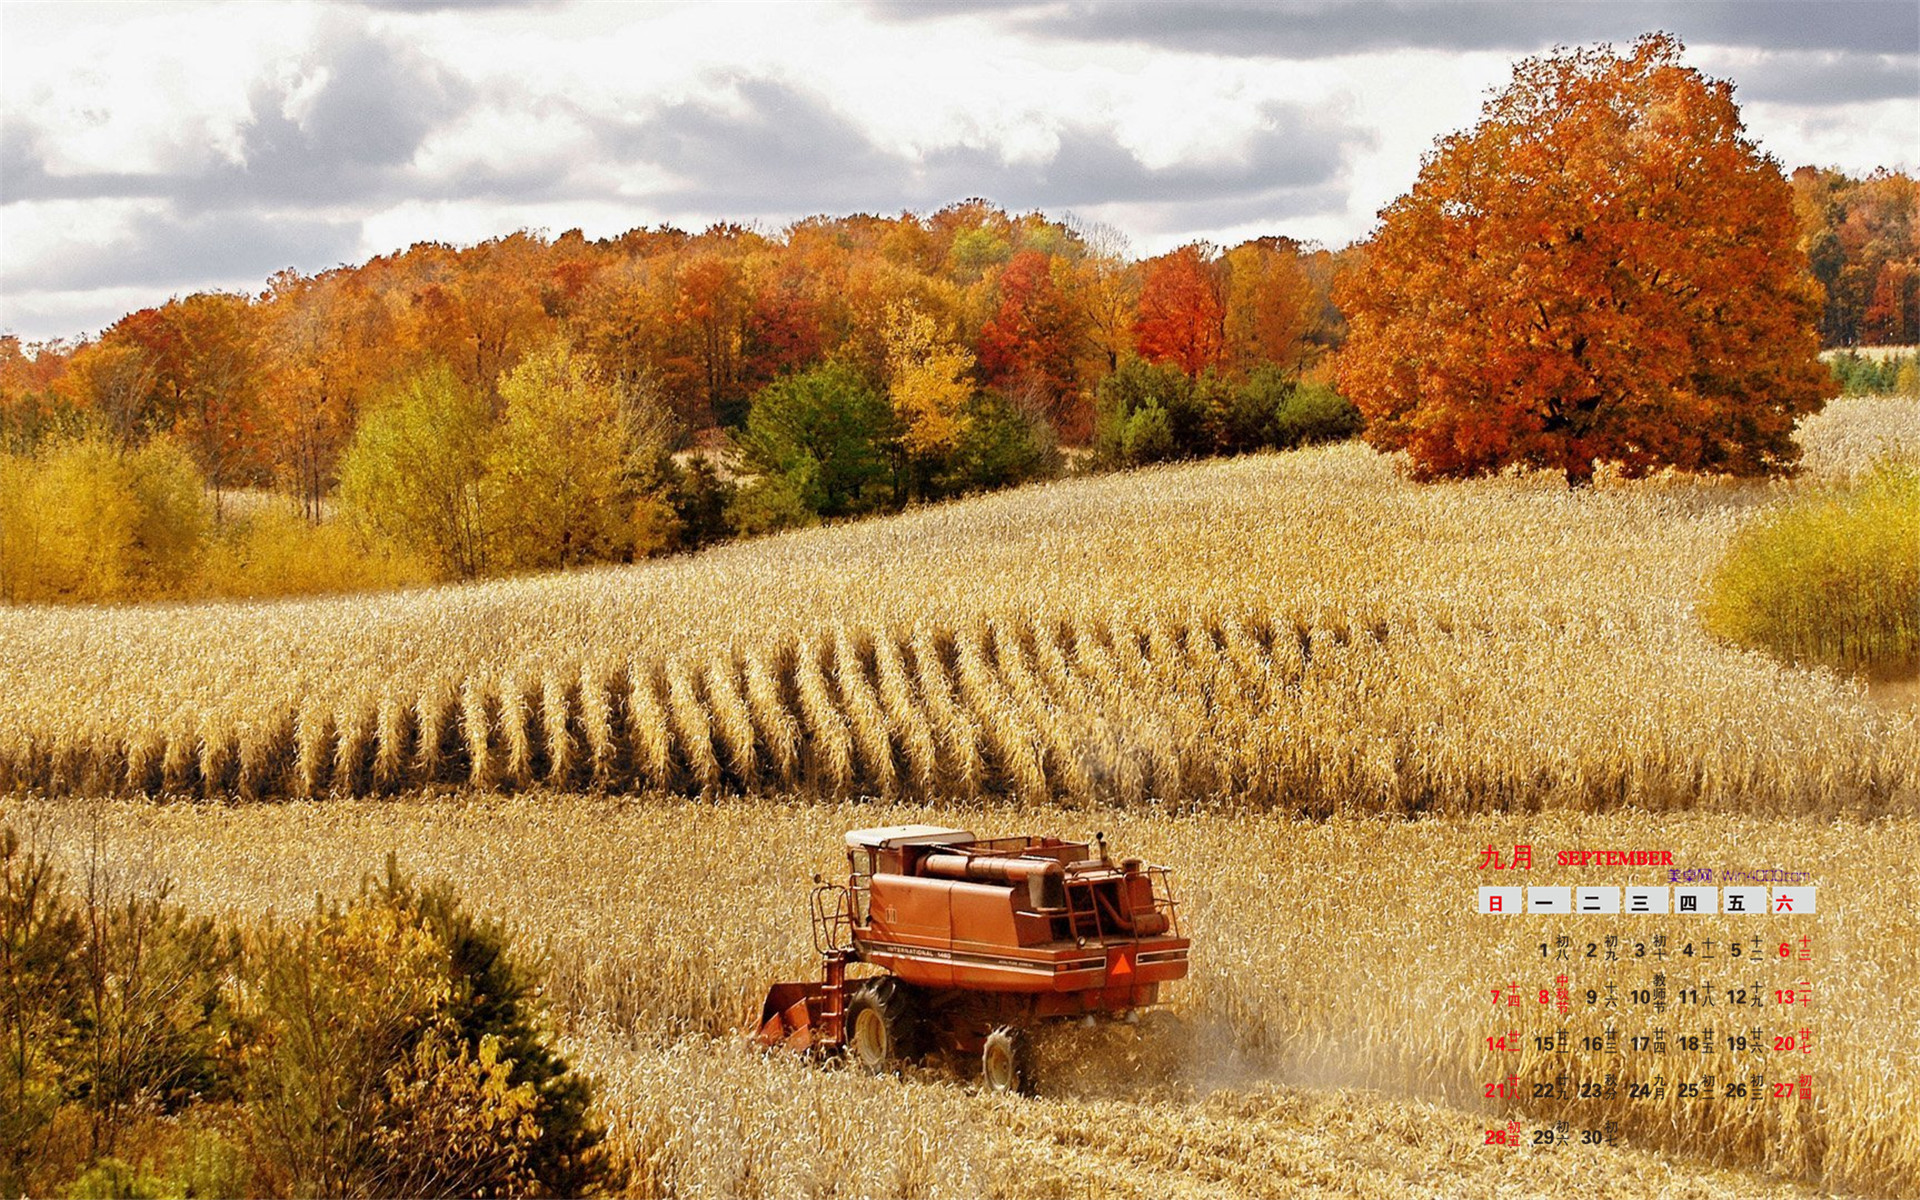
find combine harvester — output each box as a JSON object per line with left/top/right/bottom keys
{"left": 755, "top": 825, "right": 1189, "bottom": 1092}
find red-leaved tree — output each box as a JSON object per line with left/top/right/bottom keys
{"left": 1335, "top": 34, "right": 1834, "bottom": 485}
{"left": 1132, "top": 244, "right": 1226, "bottom": 377}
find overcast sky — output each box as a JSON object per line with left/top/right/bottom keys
{"left": 2, "top": 0, "right": 1915, "bottom": 344}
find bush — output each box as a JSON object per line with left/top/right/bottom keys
{"left": 1210, "top": 366, "right": 1287, "bottom": 453}
{"left": 726, "top": 474, "right": 819, "bottom": 537}
{"left": 1701, "top": 459, "right": 1920, "bottom": 675}
{"left": 0, "top": 435, "right": 210, "bottom": 603}
{"left": 667, "top": 456, "right": 736, "bottom": 550}
{"left": 937, "top": 390, "right": 1061, "bottom": 495}
{"left": 239, "top": 859, "right": 605, "bottom": 1198}
{"left": 1826, "top": 350, "right": 1916, "bottom": 396}
{"left": 1120, "top": 401, "right": 1176, "bottom": 464}
{"left": 0, "top": 828, "right": 605, "bottom": 1199}
{"left": 1093, "top": 360, "right": 1191, "bottom": 466}
{"left": 1274, "top": 381, "right": 1365, "bottom": 448}
{"left": 1093, "top": 360, "right": 1363, "bottom": 466}
{"left": 197, "top": 507, "right": 433, "bottom": 601}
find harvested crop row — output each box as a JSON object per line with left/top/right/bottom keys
{"left": 4, "top": 420, "right": 1917, "bottom": 813}
{"left": 4, "top": 606, "right": 1914, "bottom": 814}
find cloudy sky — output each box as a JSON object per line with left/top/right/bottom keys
{"left": 2, "top": 0, "right": 1915, "bottom": 343}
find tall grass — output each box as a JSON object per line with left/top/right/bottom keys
{"left": 1702, "top": 460, "right": 1920, "bottom": 676}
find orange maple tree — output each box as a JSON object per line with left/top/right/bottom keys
{"left": 1133, "top": 244, "right": 1226, "bottom": 377}
{"left": 1335, "top": 33, "right": 1835, "bottom": 485}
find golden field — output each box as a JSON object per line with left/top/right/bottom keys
{"left": 6, "top": 395, "right": 1918, "bottom": 1196}
{"left": 5, "top": 796, "right": 1906, "bottom": 1198}
{"left": 3, "top": 396, "right": 1917, "bottom": 816}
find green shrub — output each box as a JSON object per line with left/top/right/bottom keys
{"left": 1120, "top": 401, "right": 1176, "bottom": 464}
{"left": 1093, "top": 360, "right": 1190, "bottom": 465}
{"left": 1826, "top": 350, "right": 1918, "bottom": 396}
{"left": 938, "top": 390, "right": 1061, "bottom": 494}
{"left": 1274, "top": 381, "right": 1364, "bottom": 448}
{"left": 1701, "top": 459, "right": 1920, "bottom": 675}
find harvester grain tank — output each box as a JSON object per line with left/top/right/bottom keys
{"left": 755, "top": 825, "right": 1190, "bottom": 1092}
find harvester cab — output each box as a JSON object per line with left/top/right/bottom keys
{"left": 754, "top": 825, "right": 1189, "bottom": 1092}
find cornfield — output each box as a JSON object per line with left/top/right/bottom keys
{"left": 4, "top": 401, "right": 1917, "bottom": 814}
{"left": 11, "top": 796, "right": 1908, "bottom": 1198}
{"left": 7, "top": 401, "right": 1916, "bottom": 1195}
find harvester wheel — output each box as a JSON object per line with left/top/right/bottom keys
{"left": 981, "top": 1026, "right": 1030, "bottom": 1095}
{"left": 846, "top": 978, "right": 919, "bottom": 1073}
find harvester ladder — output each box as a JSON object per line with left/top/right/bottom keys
{"left": 819, "top": 950, "right": 848, "bottom": 1048}
{"left": 1064, "top": 880, "right": 1103, "bottom": 940}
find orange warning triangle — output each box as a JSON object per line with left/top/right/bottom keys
{"left": 1109, "top": 948, "right": 1135, "bottom": 979}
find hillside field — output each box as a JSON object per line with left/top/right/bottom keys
{"left": 5, "top": 395, "right": 1917, "bottom": 1196}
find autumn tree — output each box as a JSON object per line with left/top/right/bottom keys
{"left": 486, "top": 343, "right": 634, "bottom": 570}
{"left": 1222, "top": 238, "right": 1315, "bottom": 376}
{"left": 883, "top": 301, "right": 975, "bottom": 500}
{"left": 258, "top": 270, "right": 393, "bottom": 520}
{"left": 1336, "top": 34, "right": 1834, "bottom": 485}
{"left": 1133, "top": 244, "right": 1226, "bottom": 377}
{"left": 977, "top": 250, "right": 1085, "bottom": 436}
{"left": 338, "top": 364, "right": 493, "bottom": 579}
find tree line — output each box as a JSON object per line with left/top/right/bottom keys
{"left": 1, "top": 207, "right": 1366, "bottom": 602}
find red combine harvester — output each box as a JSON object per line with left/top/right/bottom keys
{"left": 755, "top": 825, "right": 1189, "bottom": 1092}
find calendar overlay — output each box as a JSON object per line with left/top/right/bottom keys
{"left": 1472, "top": 844, "right": 1817, "bottom": 1151}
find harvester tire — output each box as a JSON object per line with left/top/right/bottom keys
{"left": 981, "top": 1026, "right": 1031, "bottom": 1095}
{"left": 847, "top": 978, "right": 919, "bottom": 1073}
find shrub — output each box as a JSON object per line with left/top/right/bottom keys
{"left": 667, "top": 456, "right": 736, "bottom": 550}
{"left": 1210, "top": 365, "right": 1287, "bottom": 453}
{"left": 197, "top": 507, "right": 433, "bottom": 601}
{"left": 1120, "top": 401, "right": 1176, "bottom": 464}
{"left": 0, "top": 827, "right": 604, "bottom": 1199}
{"left": 1273, "top": 381, "right": 1364, "bottom": 449}
{"left": 1701, "top": 459, "right": 1920, "bottom": 675}
{"left": 938, "top": 390, "right": 1061, "bottom": 495}
{"left": 0, "top": 827, "right": 83, "bottom": 1195}
{"left": 1826, "top": 350, "right": 1916, "bottom": 396}
{"left": 238, "top": 860, "right": 605, "bottom": 1197}
{"left": 0, "top": 435, "right": 210, "bottom": 603}
{"left": 1093, "top": 360, "right": 1191, "bottom": 465}
{"left": 727, "top": 474, "right": 819, "bottom": 536}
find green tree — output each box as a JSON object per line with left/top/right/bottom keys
{"left": 938, "top": 390, "right": 1061, "bottom": 495}
{"left": 338, "top": 364, "right": 493, "bottom": 579}
{"left": 487, "top": 343, "right": 632, "bottom": 571}
{"left": 738, "top": 363, "right": 897, "bottom": 519}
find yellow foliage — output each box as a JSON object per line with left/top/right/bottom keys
{"left": 884, "top": 301, "right": 974, "bottom": 458}
{"left": 196, "top": 505, "right": 435, "bottom": 601}
{"left": 0, "top": 435, "right": 209, "bottom": 603}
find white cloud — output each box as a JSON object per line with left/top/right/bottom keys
{"left": 1, "top": 0, "right": 1913, "bottom": 342}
